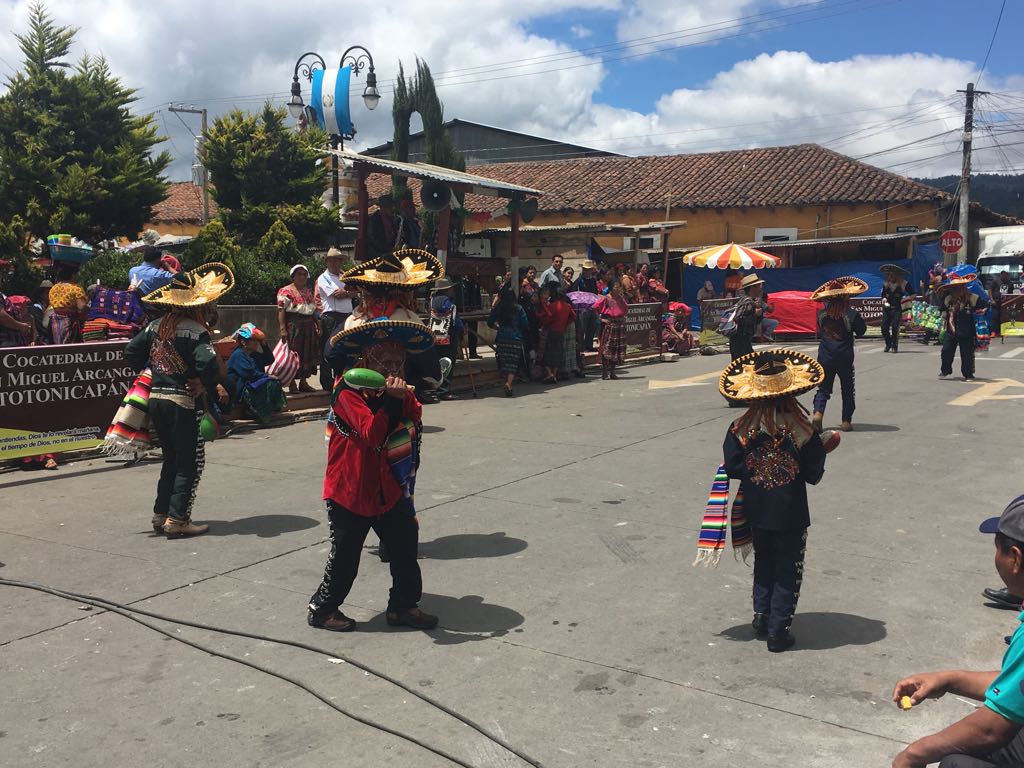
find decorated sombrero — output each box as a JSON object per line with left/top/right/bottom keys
{"left": 342, "top": 248, "right": 444, "bottom": 288}
{"left": 937, "top": 265, "right": 978, "bottom": 290}
{"left": 719, "top": 348, "right": 825, "bottom": 403}
{"left": 810, "top": 276, "right": 868, "bottom": 302}
{"left": 879, "top": 264, "right": 909, "bottom": 275}
{"left": 330, "top": 318, "right": 434, "bottom": 354}
{"left": 143, "top": 262, "right": 234, "bottom": 306}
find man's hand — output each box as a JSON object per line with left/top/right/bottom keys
{"left": 384, "top": 376, "right": 408, "bottom": 399}
{"left": 891, "top": 749, "right": 925, "bottom": 768}
{"left": 216, "top": 384, "right": 230, "bottom": 406}
{"left": 892, "top": 671, "right": 954, "bottom": 707}
{"left": 185, "top": 378, "right": 206, "bottom": 398}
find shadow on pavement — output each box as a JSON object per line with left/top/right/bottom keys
{"left": 420, "top": 425, "right": 446, "bottom": 434}
{"left": 417, "top": 532, "right": 528, "bottom": 560}
{"left": 202, "top": 514, "right": 321, "bottom": 538}
{"left": 719, "top": 611, "right": 886, "bottom": 650}
{"left": 843, "top": 423, "right": 900, "bottom": 432}
{"left": 358, "top": 593, "right": 525, "bottom": 645}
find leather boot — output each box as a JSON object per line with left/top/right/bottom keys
{"left": 811, "top": 412, "right": 823, "bottom": 432}
{"left": 152, "top": 513, "right": 166, "bottom": 533}
{"left": 841, "top": 421, "right": 853, "bottom": 432}
{"left": 162, "top": 518, "right": 210, "bottom": 539}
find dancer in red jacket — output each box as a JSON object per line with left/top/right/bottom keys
{"left": 307, "top": 318, "right": 439, "bottom": 633}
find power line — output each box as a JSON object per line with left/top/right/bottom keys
{"left": 975, "top": 0, "right": 1007, "bottom": 88}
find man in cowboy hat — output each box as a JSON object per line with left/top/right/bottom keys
{"left": 308, "top": 319, "right": 439, "bottom": 632}
{"left": 729, "top": 273, "right": 766, "bottom": 362}
{"left": 810, "top": 277, "right": 868, "bottom": 432}
{"left": 316, "top": 247, "right": 359, "bottom": 391}
{"left": 124, "top": 263, "right": 235, "bottom": 538}
{"left": 570, "top": 259, "right": 600, "bottom": 351}
{"left": 939, "top": 268, "right": 989, "bottom": 381}
{"left": 880, "top": 264, "right": 911, "bottom": 353}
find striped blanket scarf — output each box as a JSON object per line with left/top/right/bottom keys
{"left": 102, "top": 368, "right": 153, "bottom": 459}
{"left": 693, "top": 464, "right": 752, "bottom": 568}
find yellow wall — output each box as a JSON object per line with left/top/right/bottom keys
{"left": 143, "top": 221, "right": 203, "bottom": 238}
{"left": 474, "top": 201, "right": 941, "bottom": 265}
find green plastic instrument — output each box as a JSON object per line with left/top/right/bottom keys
{"left": 343, "top": 367, "right": 387, "bottom": 391}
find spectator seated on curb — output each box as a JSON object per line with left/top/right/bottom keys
{"left": 663, "top": 302, "right": 695, "bottom": 355}
{"left": 891, "top": 495, "right": 1024, "bottom": 768}
{"left": 227, "top": 323, "right": 287, "bottom": 424}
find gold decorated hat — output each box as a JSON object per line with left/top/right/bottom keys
{"left": 719, "top": 348, "right": 825, "bottom": 403}
{"left": 143, "top": 262, "right": 234, "bottom": 307}
{"left": 810, "top": 276, "right": 868, "bottom": 302}
{"left": 330, "top": 319, "right": 435, "bottom": 355}
{"left": 342, "top": 248, "right": 444, "bottom": 288}
{"left": 937, "top": 270, "right": 978, "bottom": 291}
{"left": 880, "top": 264, "right": 909, "bottom": 275}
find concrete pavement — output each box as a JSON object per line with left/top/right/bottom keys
{"left": 2, "top": 338, "right": 1023, "bottom": 767}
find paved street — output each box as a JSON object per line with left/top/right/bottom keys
{"left": 2, "top": 338, "right": 1024, "bottom": 768}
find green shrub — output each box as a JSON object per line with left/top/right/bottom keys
{"left": 256, "top": 219, "right": 302, "bottom": 265}
{"left": 183, "top": 220, "right": 241, "bottom": 271}
{"left": 79, "top": 249, "right": 138, "bottom": 290}
{"left": 223, "top": 249, "right": 290, "bottom": 305}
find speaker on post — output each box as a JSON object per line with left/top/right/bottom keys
{"left": 520, "top": 197, "right": 538, "bottom": 223}
{"left": 420, "top": 180, "right": 451, "bottom": 212}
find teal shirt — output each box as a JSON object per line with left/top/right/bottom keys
{"left": 986, "top": 611, "right": 1024, "bottom": 724}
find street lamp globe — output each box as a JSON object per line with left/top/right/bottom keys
{"left": 362, "top": 71, "right": 380, "bottom": 110}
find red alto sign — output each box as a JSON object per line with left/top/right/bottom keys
{"left": 940, "top": 230, "right": 964, "bottom": 254}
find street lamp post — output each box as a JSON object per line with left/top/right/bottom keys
{"left": 288, "top": 46, "right": 379, "bottom": 209}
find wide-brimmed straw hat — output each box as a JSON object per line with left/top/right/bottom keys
{"left": 330, "top": 318, "right": 434, "bottom": 355}
{"left": 143, "top": 262, "right": 234, "bottom": 307}
{"left": 880, "top": 264, "right": 909, "bottom": 275}
{"left": 342, "top": 248, "right": 444, "bottom": 288}
{"left": 325, "top": 247, "right": 345, "bottom": 260}
{"left": 581, "top": 259, "right": 596, "bottom": 270}
{"left": 937, "top": 265, "right": 978, "bottom": 291}
{"left": 719, "top": 348, "right": 825, "bottom": 403}
{"left": 740, "top": 273, "right": 764, "bottom": 290}
{"left": 810, "top": 276, "right": 868, "bottom": 302}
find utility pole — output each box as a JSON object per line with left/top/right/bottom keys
{"left": 955, "top": 83, "right": 988, "bottom": 265}
{"left": 168, "top": 104, "right": 210, "bottom": 225}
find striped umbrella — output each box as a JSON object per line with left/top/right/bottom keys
{"left": 683, "top": 243, "right": 781, "bottom": 269}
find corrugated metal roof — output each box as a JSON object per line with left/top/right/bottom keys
{"left": 324, "top": 149, "right": 542, "bottom": 197}
{"left": 674, "top": 229, "right": 939, "bottom": 254}
{"left": 477, "top": 221, "right": 687, "bottom": 236}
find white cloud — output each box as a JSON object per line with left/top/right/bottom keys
{"left": 0, "top": 1, "right": 1020, "bottom": 185}
{"left": 570, "top": 25, "right": 593, "bottom": 39}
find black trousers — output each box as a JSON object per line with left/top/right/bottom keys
{"left": 881, "top": 307, "right": 901, "bottom": 350}
{"left": 578, "top": 309, "right": 598, "bottom": 351}
{"left": 319, "top": 312, "right": 349, "bottom": 391}
{"left": 752, "top": 526, "right": 808, "bottom": 637}
{"left": 466, "top": 321, "right": 479, "bottom": 356}
{"left": 813, "top": 359, "right": 856, "bottom": 423}
{"left": 308, "top": 498, "right": 422, "bottom": 619}
{"left": 150, "top": 399, "right": 205, "bottom": 522}
{"left": 726, "top": 335, "right": 756, "bottom": 406}
{"left": 941, "top": 335, "right": 976, "bottom": 377}
{"left": 938, "top": 728, "right": 1024, "bottom": 767}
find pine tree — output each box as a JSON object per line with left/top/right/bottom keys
{"left": 0, "top": 3, "right": 170, "bottom": 244}
{"left": 201, "top": 103, "right": 334, "bottom": 247}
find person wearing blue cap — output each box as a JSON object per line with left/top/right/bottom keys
{"left": 891, "top": 495, "right": 1024, "bottom": 768}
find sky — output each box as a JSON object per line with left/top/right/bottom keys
{"left": 1, "top": 0, "right": 1022, "bottom": 182}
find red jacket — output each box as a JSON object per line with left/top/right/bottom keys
{"left": 537, "top": 299, "right": 576, "bottom": 332}
{"left": 323, "top": 387, "right": 422, "bottom": 517}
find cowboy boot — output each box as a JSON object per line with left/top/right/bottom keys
{"left": 162, "top": 517, "right": 210, "bottom": 539}
{"left": 811, "top": 412, "right": 824, "bottom": 432}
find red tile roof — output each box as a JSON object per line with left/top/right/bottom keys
{"left": 149, "top": 182, "right": 217, "bottom": 223}
{"left": 367, "top": 143, "right": 948, "bottom": 214}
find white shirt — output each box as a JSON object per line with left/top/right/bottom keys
{"left": 317, "top": 271, "right": 354, "bottom": 314}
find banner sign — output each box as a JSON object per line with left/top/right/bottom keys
{"left": 311, "top": 66, "right": 354, "bottom": 138}
{"left": 699, "top": 298, "right": 737, "bottom": 346}
{"left": 0, "top": 341, "right": 133, "bottom": 459}
{"left": 1000, "top": 296, "right": 1024, "bottom": 337}
{"left": 623, "top": 302, "right": 662, "bottom": 348}
{"left": 850, "top": 297, "right": 884, "bottom": 337}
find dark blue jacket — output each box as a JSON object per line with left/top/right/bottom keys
{"left": 816, "top": 308, "right": 867, "bottom": 364}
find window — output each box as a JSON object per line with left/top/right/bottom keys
{"left": 623, "top": 235, "right": 660, "bottom": 250}
{"left": 754, "top": 227, "right": 797, "bottom": 242}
